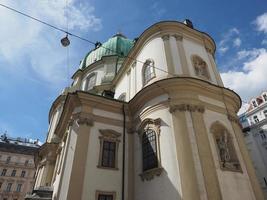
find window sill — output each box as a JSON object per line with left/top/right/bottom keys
{"left": 97, "top": 165, "right": 119, "bottom": 171}
{"left": 139, "top": 167, "right": 163, "bottom": 181}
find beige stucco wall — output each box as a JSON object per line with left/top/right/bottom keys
{"left": 134, "top": 106, "right": 182, "bottom": 200}
{"left": 203, "top": 109, "right": 256, "bottom": 200}
{"left": 183, "top": 38, "right": 217, "bottom": 84}
{"left": 81, "top": 120, "right": 124, "bottom": 200}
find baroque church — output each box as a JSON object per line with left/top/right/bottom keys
{"left": 27, "top": 20, "right": 265, "bottom": 200}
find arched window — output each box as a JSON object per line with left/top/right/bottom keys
{"left": 210, "top": 122, "right": 241, "bottom": 172}
{"left": 118, "top": 93, "right": 126, "bottom": 101}
{"left": 191, "top": 55, "right": 210, "bottom": 80}
{"left": 138, "top": 118, "right": 163, "bottom": 181}
{"left": 142, "top": 59, "right": 155, "bottom": 86}
{"left": 84, "top": 72, "right": 97, "bottom": 91}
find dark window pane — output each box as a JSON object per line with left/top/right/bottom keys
{"left": 98, "top": 194, "right": 113, "bottom": 200}
{"left": 101, "top": 141, "right": 116, "bottom": 168}
{"left": 142, "top": 129, "right": 158, "bottom": 171}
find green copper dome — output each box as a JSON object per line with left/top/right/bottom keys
{"left": 79, "top": 33, "right": 134, "bottom": 69}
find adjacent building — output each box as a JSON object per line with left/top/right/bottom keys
{"left": 0, "top": 134, "right": 39, "bottom": 200}
{"left": 27, "top": 20, "right": 264, "bottom": 200}
{"left": 239, "top": 92, "right": 267, "bottom": 199}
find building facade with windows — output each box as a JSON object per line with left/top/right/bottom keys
{"left": 239, "top": 92, "right": 267, "bottom": 199}
{"left": 0, "top": 134, "right": 39, "bottom": 200}
{"left": 28, "top": 20, "right": 264, "bottom": 200}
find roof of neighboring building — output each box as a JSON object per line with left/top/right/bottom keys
{"left": 246, "top": 92, "right": 267, "bottom": 113}
{"left": 0, "top": 134, "right": 40, "bottom": 155}
{"left": 79, "top": 33, "right": 134, "bottom": 70}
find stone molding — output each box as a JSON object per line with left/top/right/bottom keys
{"left": 173, "top": 34, "right": 183, "bottom": 41}
{"left": 70, "top": 112, "right": 94, "bottom": 127}
{"left": 169, "top": 104, "right": 205, "bottom": 113}
{"left": 139, "top": 167, "right": 163, "bottom": 181}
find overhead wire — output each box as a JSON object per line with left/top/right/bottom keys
{"left": 0, "top": 3, "right": 250, "bottom": 106}
{"left": 0, "top": 3, "right": 174, "bottom": 76}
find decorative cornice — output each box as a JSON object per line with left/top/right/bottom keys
{"left": 169, "top": 104, "right": 205, "bottom": 113}
{"left": 99, "top": 129, "right": 121, "bottom": 138}
{"left": 161, "top": 34, "right": 170, "bottom": 41}
{"left": 139, "top": 167, "right": 163, "bottom": 181}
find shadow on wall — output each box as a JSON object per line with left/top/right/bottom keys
{"left": 135, "top": 168, "right": 182, "bottom": 200}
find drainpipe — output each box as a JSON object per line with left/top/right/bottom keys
{"left": 122, "top": 103, "right": 126, "bottom": 200}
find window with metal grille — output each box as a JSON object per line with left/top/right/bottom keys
{"left": 1, "top": 169, "right": 7, "bottom": 176}
{"left": 101, "top": 141, "right": 116, "bottom": 168}
{"left": 21, "top": 171, "right": 26, "bottom": 177}
{"left": 85, "top": 73, "right": 97, "bottom": 91}
{"left": 6, "top": 183, "right": 12, "bottom": 192}
{"left": 16, "top": 183, "right": 22, "bottom": 192}
{"left": 142, "top": 129, "right": 158, "bottom": 171}
{"left": 11, "top": 170, "right": 16, "bottom": 177}
{"left": 98, "top": 194, "right": 113, "bottom": 200}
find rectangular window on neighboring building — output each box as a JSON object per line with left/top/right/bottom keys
{"left": 11, "top": 170, "right": 16, "bottom": 177}
{"left": 1, "top": 169, "right": 7, "bottom": 176}
{"left": 21, "top": 170, "right": 26, "bottom": 177}
{"left": 16, "top": 183, "right": 22, "bottom": 192}
{"left": 6, "top": 183, "right": 12, "bottom": 192}
{"left": 253, "top": 115, "right": 259, "bottom": 123}
{"left": 0, "top": 182, "right": 2, "bottom": 189}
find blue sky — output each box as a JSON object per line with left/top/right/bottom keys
{"left": 0, "top": 0, "right": 267, "bottom": 142}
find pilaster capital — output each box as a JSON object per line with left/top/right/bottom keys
{"left": 169, "top": 104, "right": 205, "bottom": 113}
{"left": 227, "top": 114, "right": 239, "bottom": 124}
{"left": 205, "top": 46, "right": 213, "bottom": 54}
{"left": 161, "top": 34, "right": 170, "bottom": 41}
{"left": 173, "top": 34, "right": 183, "bottom": 41}
{"left": 70, "top": 112, "right": 94, "bottom": 127}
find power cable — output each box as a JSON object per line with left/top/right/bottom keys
{"left": 0, "top": 3, "right": 250, "bottom": 107}
{"left": 0, "top": 3, "right": 174, "bottom": 77}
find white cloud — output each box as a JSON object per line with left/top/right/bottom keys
{"left": 218, "top": 27, "right": 241, "bottom": 54}
{"left": 0, "top": 0, "right": 101, "bottom": 86}
{"left": 255, "top": 12, "right": 267, "bottom": 34}
{"left": 233, "top": 38, "right": 242, "bottom": 47}
{"left": 262, "top": 39, "right": 267, "bottom": 45}
{"left": 150, "top": 2, "right": 166, "bottom": 18}
{"left": 221, "top": 48, "right": 267, "bottom": 104}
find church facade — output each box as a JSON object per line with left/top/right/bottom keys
{"left": 29, "top": 20, "right": 264, "bottom": 200}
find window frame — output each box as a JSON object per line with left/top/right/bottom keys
{"left": 142, "top": 59, "right": 156, "bottom": 86}
{"left": 97, "top": 129, "right": 121, "bottom": 170}
{"left": 1, "top": 169, "right": 7, "bottom": 176}
{"left": 16, "top": 183, "right": 22, "bottom": 192}
{"left": 95, "top": 190, "right": 116, "bottom": 200}
{"left": 11, "top": 169, "right": 16, "bottom": 177}
{"left": 6, "top": 183, "right": 12, "bottom": 192}
{"left": 138, "top": 118, "right": 163, "bottom": 181}
{"left": 21, "top": 170, "right": 26, "bottom": 177}
{"left": 84, "top": 72, "right": 97, "bottom": 91}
